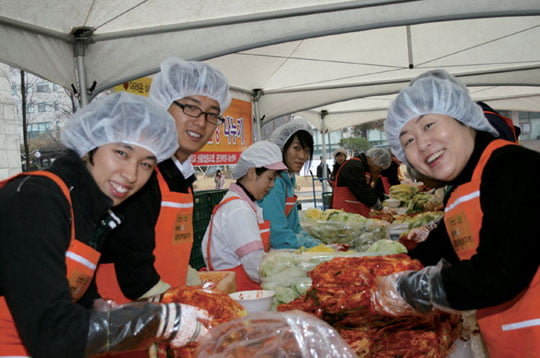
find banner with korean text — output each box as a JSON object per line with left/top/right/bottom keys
{"left": 113, "top": 77, "right": 152, "bottom": 96}
{"left": 190, "top": 98, "right": 252, "bottom": 166}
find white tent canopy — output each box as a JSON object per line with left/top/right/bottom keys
{"left": 1, "top": 0, "right": 540, "bottom": 132}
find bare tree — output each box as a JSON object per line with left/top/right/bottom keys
{"left": 20, "top": 70, "right": 30, "bottom": 170}
{"left": 8, "top": 67, "right": 77, "bottom": 170}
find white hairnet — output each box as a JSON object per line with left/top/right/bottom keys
{"left": 149, "top": 57, "right": 232, "bottom": 113}
{"left": 384, "top": 69, "right": 498, "bottom": 164}
{"left": 333, "top": 147, "right": 347, "bottom": 157}
{"left": 61, "top": 92, "right": 178, "bottom": 162}
{"left": 231, "top": 141, "right": 287, "bottom": 179}
{"left": 366, "top": 147, "right": 392, "bottom": 170}
{"left": 269, "top": 118, "right": 313, "bottom": 151}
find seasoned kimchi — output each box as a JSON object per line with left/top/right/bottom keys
{"left": 278, "top": 254, "right": 462, "bottom": 358}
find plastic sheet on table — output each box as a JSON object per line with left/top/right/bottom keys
{"left": 195, "top": 310, "right": 357, "bottom": 358}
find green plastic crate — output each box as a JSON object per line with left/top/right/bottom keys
{"left": 189, "top": 189, "right": 228, "bottom": 269}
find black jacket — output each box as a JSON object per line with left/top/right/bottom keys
{"left": 374, "top": 159, "right": 401, "bottom": 200}
{"left": 101, "top": 158, "right": 195, "bottom": 299}
{"left": 316, "top": 163, "right": 330, "bottom": 179}
{"left": 0, "top": 150, "right": 115, "bottom": 356}
{"left": 409, "top": 132, "right": 540, "bottom": 310}
{"left": 334, "top": 153, "right": 379, "bottom": 207}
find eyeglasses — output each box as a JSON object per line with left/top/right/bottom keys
{"left": 172, "top": 101, "right": 224, "bottom": 125}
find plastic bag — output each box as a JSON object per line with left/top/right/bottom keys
{"left": 195, "top": 310, "right": 357, "bottom": 358}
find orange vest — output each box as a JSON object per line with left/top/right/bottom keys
{"left": 206, "top": 196, "right": 270, "bottom": 291}
{"left": 331, "top": 158, "right": 371, "bottom": 216}
{"left": 381, "top": 176, "right": 391, "bottom": 194}
{"left": 444, "top": 139, "right": 540, "bottom": 357}
{"left": 0, "top": 171, "right": 101, "bottom": 357}
{"left": 284, "top": 194, "right": 297, "bottom": 217}
{"left": 96, "top": 167, "right": 194, "bottom": 304}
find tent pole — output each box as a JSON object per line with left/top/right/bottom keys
{"left": 75, "top": 45, "right": 89, "bottom": 106}
{"left": 252, "top": 89, "right": 263, "bottom": 141}
{"left": 406, "top": 25, "right": 414, "bottom": 69}
{"left": 320, "top": 110, "right": 329, "bottom": 195}
{"left": 72, "top": 27, "right": 94, "bottom": 107}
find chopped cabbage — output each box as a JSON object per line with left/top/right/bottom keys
{"left": 299, "top": 209, "right": 390, "bottom": 251}
{"left": 366, "top": 239, "right": 407, "bottom": 254}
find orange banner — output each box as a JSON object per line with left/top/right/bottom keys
{"left": 190, "top": 98, "right": 253, "bottom": 166}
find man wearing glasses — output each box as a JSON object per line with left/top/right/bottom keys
{"left": 96, "top": 58, "right": 232, "bottom": 308}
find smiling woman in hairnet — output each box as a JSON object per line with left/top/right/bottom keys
{"left": 258, "top": 118, "right": 322, "bottom": 249}
{"left": 0, "top": 92, "right": 210, "bottom": 357}
{"left": 202, "top": 141, "right": 287, "bottom": 290}
{"left": 372, "top": 69, "right": 540, "bottom": 358}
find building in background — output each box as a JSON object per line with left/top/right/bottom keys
{"left": 7, "top": 68, "right": 77, "bottom": 170}
{"left": 0, "top": 64, "right": 21, "bottom": 179}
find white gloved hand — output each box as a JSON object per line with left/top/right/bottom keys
{"left": 157, "top": 303, "right": 211, "bottom": 348}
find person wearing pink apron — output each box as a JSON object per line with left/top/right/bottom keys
{"left": 0, "top": 93, "right": 206, "bottom": 357}
{"left": 203, "top": 141, "right": 287, "bottom": 290}
{"left": 259, "top": 118, "right": 323, "bottom": 249}
{"left": 372, "top": 69, "right": 540, "bottom": 357}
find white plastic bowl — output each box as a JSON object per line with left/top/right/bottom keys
{"left": 385, "top": 198, "right": 401, "bottom": 208}
{"left": 229, "top": 290, "right": 275, "bottom": 314}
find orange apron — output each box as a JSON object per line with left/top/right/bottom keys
{"left": 284, "top": 194, "right": 298, "bottom": 217}
{"left": 96, "top": 167, "right": 194, "bottom": 304}
{"left": 206, "top": 196, "right": 270, "bottom": 291}
{"left": 381, "top": 176, "right": 391, "bottom": 194}
{"left": 0, "top": 171, "right": 101, "bottom": 357}
{"left": 331, "top": 158, "right": 371, "bottom": 216}
{"left": 444, "top": 139, "right": 540, "bottom": 358}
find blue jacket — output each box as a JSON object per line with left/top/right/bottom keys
{"left": 258, "top": 171, "right": 320, "bottom": 249}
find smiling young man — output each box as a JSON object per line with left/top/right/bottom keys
{"left": 96, "top": 58, "right": 232, "bottom": 306}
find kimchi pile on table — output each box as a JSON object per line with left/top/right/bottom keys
{"left": 154, "top": 286, "right": 247, "bottom": 358}
{"left": 277, "top": 254, "right": 462, "bottom": 358}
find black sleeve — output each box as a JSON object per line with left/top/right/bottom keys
{"left": 441, "top": 146, "right": 540, "bottom": 310}
{"left": 337, "top": 160, "right": 379, "bottom": 207}
{"left": 102, "top": 174, "right": 162, "bottom": 299}
{"left": 374, "top": 177, "right": 386, "bottom": 201}
{"left": 381, "top": 161, "right": 401, "bottom": 186}
{"left": 0, "top": 177, "right": 91, "bottom": 357}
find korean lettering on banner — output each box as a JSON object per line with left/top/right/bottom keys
{"left": 191, "top": 99, "right": 253, "bottom": 166}
{"left": 113, "top": 77, "right": 152, "bottom": 96}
